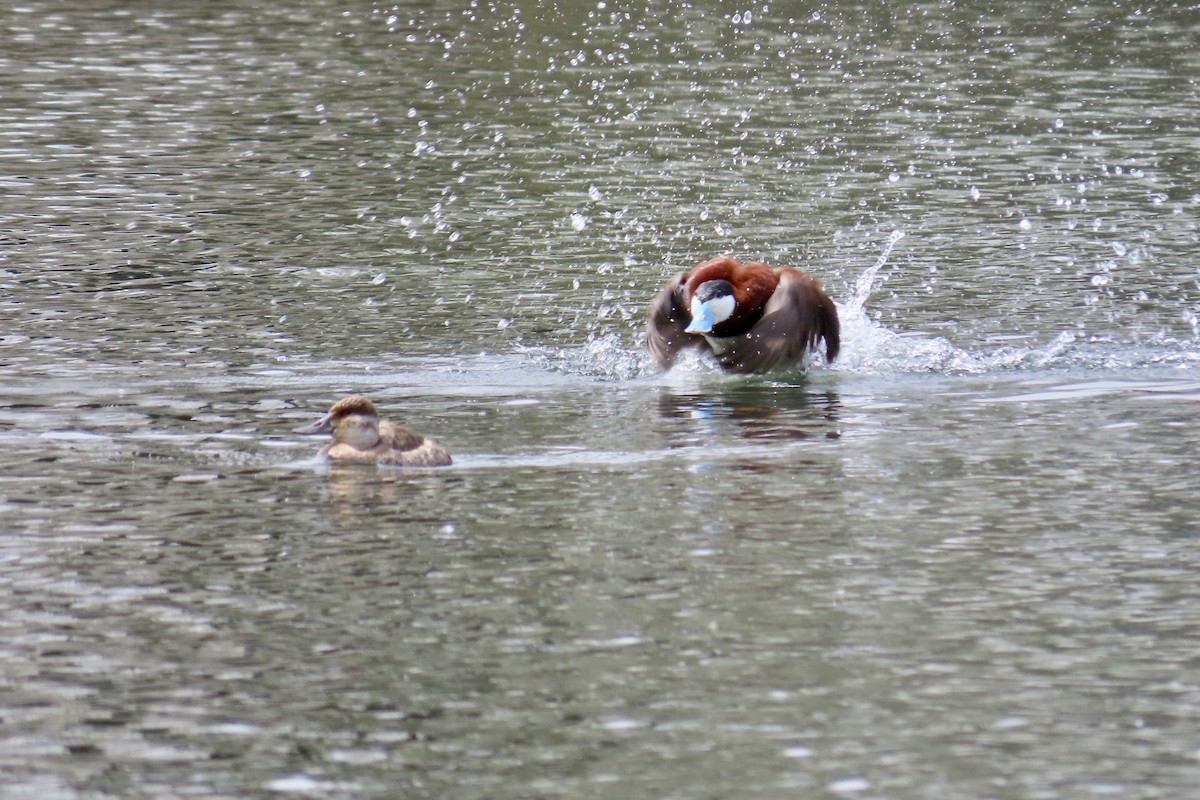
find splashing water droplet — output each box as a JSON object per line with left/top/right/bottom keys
{"left": 844, "top": 230, "right": 906, "bottom": 317}
{"left": 570, "top": 212, "right": 589, "bottom": 231}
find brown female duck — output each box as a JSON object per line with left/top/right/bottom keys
{"left": 293, "top": 396, "right": 452, "bottom": 467}
{"left": 646, "top": 256, "right": 840, "bottom": 374}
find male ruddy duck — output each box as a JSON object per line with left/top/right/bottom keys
{"left": 293, "top": 395, "right": 452, "bottom": 467}
{"left": 646, "top": 256, "right": 840, "bottom": 374}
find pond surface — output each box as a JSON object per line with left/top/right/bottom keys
{"left": 3, "top": 2, "right": 1200, "bottom": 798}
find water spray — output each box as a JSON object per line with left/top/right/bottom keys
{"left": 844, "top": 229, "right": 906, "bottom": 316}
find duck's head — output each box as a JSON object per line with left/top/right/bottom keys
{"left": 684, "top": 279, "right": 736, "bottom": 335}
{"left": 294, "top": 395, "right": 381, "bottom": 449}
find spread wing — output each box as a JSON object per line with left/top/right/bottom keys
{"left": 646, "top": 271, "right": 704, "bottom": 368}
{"left": 712, "top": 269, "right": 840, "bottom": 374}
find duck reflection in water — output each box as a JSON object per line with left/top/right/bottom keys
{"left": 647, "top": 256, "right": 840, "bottom": 374}
{"left": 660, "top": 383, "right": 842, "bottom": 443}
{"left": 322, "top": 467, "right": 449, "bottom": 522}
{"left": 293, "top": 395, "right": 452, "bottom": 467}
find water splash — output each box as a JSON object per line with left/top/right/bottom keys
{"left": 831, "top": 229, "right": 1200, "bottom": 375}
{"left": 831, "top": 228, "right": 988, "bottom": 374}
{"left": 519, "top": 225, "right": 1199, "bottom": 382}
{"left": 530, "top": 315, "right": 1200, "bottom": 384}
{"left": 519, "top": 334, "right": 653, "bottom": 381}
{"left": 842, "top": 229, "right": 906, "bottom": 317}
{"left": 835, "top": 311, "right": 1200, "bottom": 376}
{"left": 521, "top": 322, "right": 1200, "bottom": 383}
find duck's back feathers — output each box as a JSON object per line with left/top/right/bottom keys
{"left": 379, "top": 421, "right": 453, "bottom": 467}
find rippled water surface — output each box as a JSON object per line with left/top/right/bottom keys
{"left": 4, "top": 2, "right": 1200, "bottom": 798}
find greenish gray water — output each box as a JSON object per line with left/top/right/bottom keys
{"left": 3, "top": 2, "right": 1200, "bottom": 799}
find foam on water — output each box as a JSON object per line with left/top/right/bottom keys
{"left": 834, "top": 310, "right": 1200, "bottom": 377}
{"left": 518, "top": 334, "right": 652, "bottom": 382}
{"left": 519, "top": 317, "right": 1200, "bottom": 385}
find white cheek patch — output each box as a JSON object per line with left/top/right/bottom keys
{"left": 691, "top": 293, "right": 734, "bottom": 326}
{"left": 705, "top": 294, "right": 735, "bottom": 325}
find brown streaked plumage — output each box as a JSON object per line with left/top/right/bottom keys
{"left": 293, "top": 396, "right": 452, "bottom": 467}
{"left": 646, "top": 256, "right": 840, "bottom": 374}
